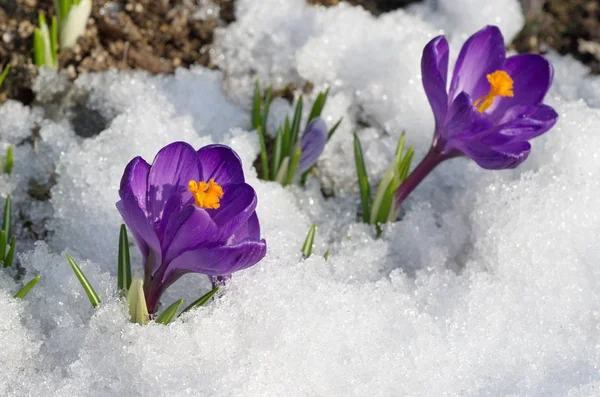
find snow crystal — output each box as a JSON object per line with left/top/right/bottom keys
{"left": 2, "top": 0, "right": 600, "bottom": 396}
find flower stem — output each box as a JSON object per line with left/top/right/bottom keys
{"left": 393, "top": 146, "right": 448, "bottom": 210}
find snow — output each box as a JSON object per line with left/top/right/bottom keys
{"left": 2, "top": 0, "right": 600, "bottom": 395}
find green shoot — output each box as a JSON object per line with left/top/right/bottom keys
{"left": 353, "top": 133, "right": 371, "bottom": 223}
{"left": 301, "top": 224, "right": 317, "bottom": 259}
{"left": 33, "top": 14, "right": 58, "bottom": 69}
{"left": 155, "top": 299, "right": 184, "bottom": 325}
{"left": 14, "top": 276, "right": 41, "bottom": 299}
{"left": 179, "top": 287, "right": 220, "bottom": 316}
{"left": 117, "top": 224, "right": 132, "bottom": 294}
{"left": 0, "top": 64, "right": 10, "bottom": 88}
{"left": 66, "top": 253, "right": 101, "bottom": 308}
{"left": 4, "top": 145, "right": 13, "bottom": 175}
{"left": 127, "top": 274, "right": 149, "bottom": 325}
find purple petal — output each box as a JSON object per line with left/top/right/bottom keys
{"left": 441, "top": 92, "right": 493, "bottom": 147}
{"left": 298, "top": 118, "right": 327, "bottom": 173}
{"left": 119, "top": 157, "right": 150, "bottom": 214}
{"left": 449, "top": 26, "right": 506, "bottom": 102}
{"left": 207, "top": 183, "right": 258, "bottom": 241}
{"left": 457, "top": 140, "right": 531, "bottom": 169}
{"left": 479, "top": 104, "right": 558, "bottom": 146}
{"left": 230, "top": 212, "right": 261, "bottom": 244}
{"left": 487, "top": 54, "right": 554, "bottom": 121}
{"left": 421, "top": 35, "right": 449, "bottom": 135}
{"left": 164, "top": 239, "right": 267, "bottom": 279}
{"left": 198, "top": 144, "right": 245, "bottom": 186}
{"left": 116, "top": 197, "right": 161, "bottom": 271}
{"left": 162, "top": 205, "right": 219, "bottom": 266}
{"left": 147, "top": 142, "right": 202, "bottom": 224}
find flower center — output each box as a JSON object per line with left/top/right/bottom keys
{"left": 188, "top": 179, "right": 224, "bottom": 209}
{"left": 473, "top": 70, "right": 514, "bottom": 113}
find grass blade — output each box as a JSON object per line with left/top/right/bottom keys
{"left": 301, "top": 223, "right": 317, "bottom": 258}
{"left": 288, "top": 96, "right": 304, "bottom": 158}
{"left": 0, "top": 231, "right": 6, "bottom": 263}
{"left": 271, "top": 127, "right": 283, "bottom": 180}
{"left": 307, "top": 88, "right": 329, "bottom": 126}
{"left": 66, "top": 253, "right": 101, "bottom": 308}
{"left": 324, "top": 249, "right": 330, "bottom": 261}
{"left": 4, "top": 236, "right": 15, "bottom": 268}
{"left": 4, "top": 145, "right": 13, "bottom": 174}
{"left": 261, "top": 86, "right": 273, "bottom": 137}
{"left": 327, "top": 118, "right": 343, "bottom": 141}
{"left": 252, "top": 80, "right": 262, "bottom": 130}
{"left": 50, "top": 16, "right": 58, "bottom": 67}
{"left": 0, "top": 64, "right": 10, "bottom": 88}
{"left": 14, "top": 276, "right": 41, "bottom": 299}
{"left": 257, "top": 126, "right": 270, "bottom": 180}
{"left": 353, "top": 133, "right": 371, "bottom": 223}
{"left": 179, "top": 287, "right": 220, "bottom": 316}
{"left": 155, "top": 299, "right": 184, "bottom": 325}
{"left": 284, "top": 147, "right": 301, "bottom": 186}
{"left": 2, "top": 195, "right": 10, "bottom": 238}
{"left": 282, "top": 116, "right": 291, "bottom": 158}
{"left": 117, "top": 224, "right": 132, "bottom": 293}
{"left": 33, "top": 28, "right": 46, "bottom": 67}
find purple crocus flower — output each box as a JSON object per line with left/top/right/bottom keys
{"left": 395, "top": 25, "right": 558, "bottom": 208}
{"left": 117, "top": 142, "right": 267, "bottom": 313}
{"left": 298, "top": 117, "right": 328, "bottom": 174}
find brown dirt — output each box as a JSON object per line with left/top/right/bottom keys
{"left": 511, "top": 0, "right": 600, "bottom": 74}
{"left": 0, "top": 0, "right": 234, "bottom": 103}
{"left": 1, "top": 0, "right": 600, "bottom": 106}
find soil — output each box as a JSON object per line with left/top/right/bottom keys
{"left": 0, "top": 0, "right": 599, "bottom": 105}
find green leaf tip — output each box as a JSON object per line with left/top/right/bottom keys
{"left": 0, "top": 64, "right": 10, "bottom": 89}
{"left": 155, "top": 299, "right": 184, "bottom": 325}
{"left": 301, "top": 223, "right": 317, "bottom": 259}
{"left": 117, "top": 224, "right": 132, "bottom": 294}
{"left": 14, "top": 276, "right": 41, "bottom": 299}
{"left": 127, "top": 274, "right": 149, "bottom": 325}
{"left": 179, "top": 286, "right": 220, "bottom": 316}
{"left": 66, "top": 253, "right": 101, "bottom": 308}
{"left": 353, "top": 133, "right": 371, "bottom": 223}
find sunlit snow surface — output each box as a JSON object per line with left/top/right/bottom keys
{"left": 2, "top": 0, "right": 600, "bottom": 395}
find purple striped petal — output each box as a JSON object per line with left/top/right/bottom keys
{"left": 207, "top": 183, "right": 258, "bottom": 241}
{"left": 479, "top": 104, "right": 558, "bottom": 146}
{"left": 230, "top": 212, "right": 261, "bottom": 244}
{"left": 487, "top": 54, "right": 554, "bottom": 121}
{"left": 442, "top": 92, "right": 492, "bottom": 144}
{"left": 164, "top": 239, "right": 267, "bottom": 280}
{"left": 147, "top": 142, "right": 202, "bottom": 224}
{"left": 449, "top": 26, "right": 506, "bottom": 102}
{"left": 421, "top": 35, "right": 449, "bottom": 135}
{"left": 457, "top": 140, "right": 531, "bottom": 169}
{"left": 162, "top": 205, "right": 219, "bottom": 266}
{"left": 298, "top": 118, "right": 327, "bottom": 173}
{"left": 198, "top": 144, "right": 245, "bottom": 186}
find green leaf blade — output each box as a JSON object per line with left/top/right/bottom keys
{"left": 155, "top": 299, "right": 184, "bottom": 325}
{"left": 14, "top": 276, "right": 41, "bottom": 299}
{"left": 0, "top": 64, "right": 10, "bottom": 89}
{"left": 117, "top": 224, "right": 132, "bottom": 294}
{"left": 2, "top": 195, "right": 11, "bottom": 238}
{"left": 353, "top": 133, "right": 371, "bottom": 223}
{"left": 4, "top": 236, "right": 15, "bottom": 268}
{"left": 66, "top": 253, "right": 101, "bottom": 308}
{"left": 4, "top": 145, "right": 13, "bottom": 175}
{"left": 301, "top": 223, "right": 317, "bottom": 259}
{"left": 179, "top": 287, "right": 220, "bottom": 316}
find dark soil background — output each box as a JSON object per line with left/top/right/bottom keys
{"left": 0, "top": 0, "right": 598, "bottom": 105}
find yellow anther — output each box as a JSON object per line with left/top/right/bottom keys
{"left": 188, "top": 178, "right": 224, "bottom": 209}
{"left": 473, "top": 70, "right": 514, "bottom": 113}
